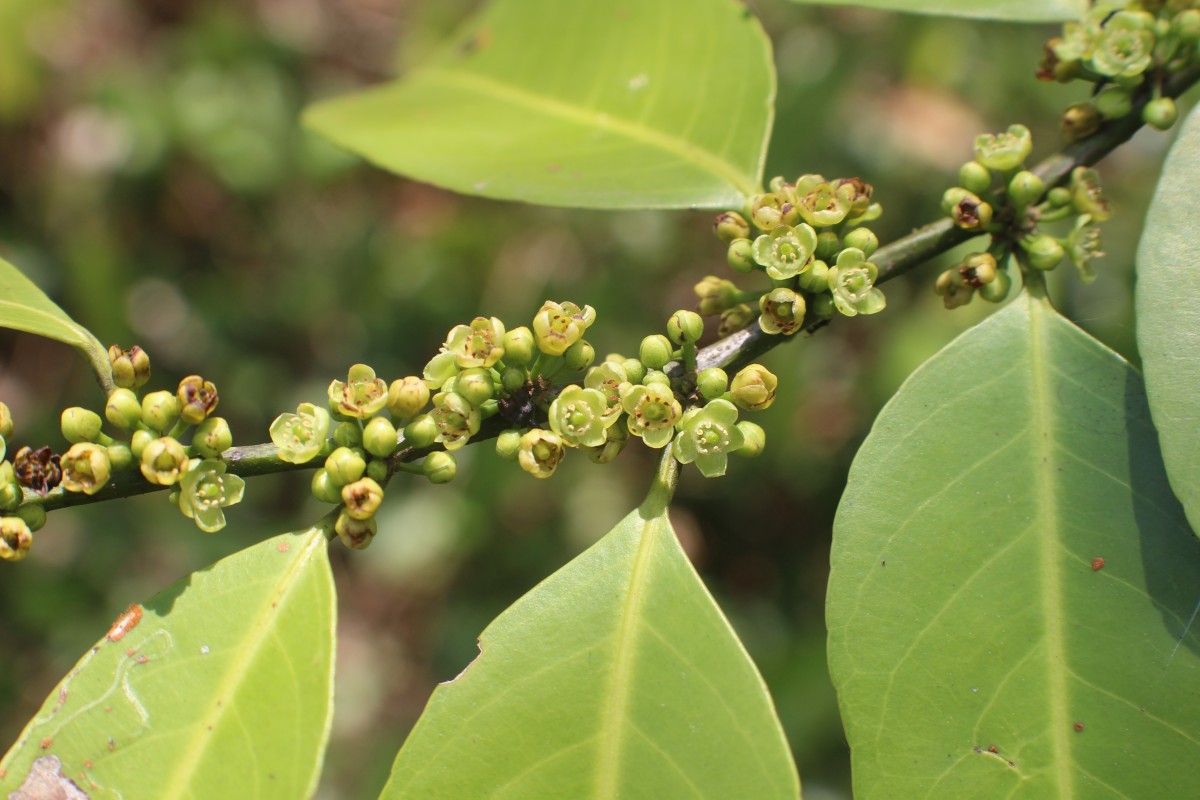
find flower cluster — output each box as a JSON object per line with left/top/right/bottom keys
{"left": 0, "top": 348, "right": 244, "bottom": 560}
{"left": 935, "top": 126, "right": 1108, "bottom": 308}
{"left": 1039, "top": 2, "right": 1195, "bottom": 135}
{"left": 703, "top": 174, "right": 885, "bottom": 341}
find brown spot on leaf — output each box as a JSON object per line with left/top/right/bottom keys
{"left": 277, "top": 542, "right": 289, "bottom": 553}
{"left": 40, "top": 737, "right": 53, "bottom": 749}
{"left": 1074, "top": 722, "right": 1085, "bottom": 732}
{"left": 9, "top": 755, "right": 90, "bottom": 799}
{"left": 1091, "top": 557, "right": 1104, "bottom": 571}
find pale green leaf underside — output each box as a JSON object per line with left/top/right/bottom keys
{"left": 1137, "top": 103, "right": 1200, "bottom": 541}
{"left": 828, "top": 294, "right": 1200, "bottom": 798}
{"left": 0, "top": 255, "right": 111, "bottom": 386}
{"left": 381, "top": 491, "right": 799, "bottom": 798}
{"left": 787, "top": 0, "right": 1087, "bottom": 21}
{"left": 0, "top": 528, "right": 336, "bottom": 800}
{"left": 304, "top": 0, "right": 774, "bottom": 210}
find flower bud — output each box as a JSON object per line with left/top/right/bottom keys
{"left": 193, "top": 417, "right": 233, "bottom": 458}
{"left": 140, "top": 436, "right": 188, "bottom": 486}
{"left": 142, "top": 390, "right": 181, "bottom": 433}
{"left": 639, "top": 335, "right": 674, "bottom": 371}
{"left": 177, "top": 375, "right": 219, "bottom": 425}
{"left": 0, "top": 516, "right": 33, "bottom": 561}
{"left": 563, "top": 340, "right": 596, "bottom": 372}
{"left": 667, "top": 310, "right": 704, "bottom": 345}
{"left": 1024, "top": 235, "right": 1065, "bottom": 271}
{"left": 131, "top": 429, "right": 155, "bottom": 459}
{"left": 726, "top": 239, "right": 756, "bottom": 274}
{"left": 713, "top": 211, "right": 751, "bottom": 243}
{"left": 423, "top": 451, "right": 457, "bottom": 484}
{"left": 730, "top": 364, "right": 778, "bottom": 411}
{"left": 0, "top": 463, "right": 22, "bottom": 512}
{"left": 1143, "top": 97, "right": 1178, "bottom": 131}
{"left": 107, "top": 443, "right": 134, "bottom": 471}
{"left": 694, "top": 276, "right": 737, "bottom": 316}
{"left": 335, "top": 510, "right": 376, "bottom": 550}
{"left": 61, "top": 442, "right": 112, "bottom": 495}
{"left": 842, "top": 228, "right": 878, "bottom": 257}
{"left": 454, "top": 368, "right": 495, "bottom": 408}
{"left": 814, "top": 231, "right": 840, "bottom": 262}
{"left": 696, "top": 367, "right": 729, "bottom": 401}
{"left": 979, "top": 269, "right": 1013, "bottom": 303}
{"left": 1093, "top": 85, "right": 1134, "bottom": 119}
{"left": 958, "top": 161, "right": 992, "bottom": 195}
{"left": 105, "top": 388, "right": 142, "bottom": 430}
{"left": 1061, "top": 103, "right": 1102, "bottom": 142}
{"left": 62, "top": 407, "right": 104, "bottom": 444}
{"left": 797, "top": 260, "right": 830, "bottom": 294}
{"left": 958, "top": 253, "right": 998, "bottom": 288}
{"left": 496, "top": 429, "right": 522, "bottom": 461}
{"left": 501, "top": 367, "right": 527, "bottom": 393}
{"left": 734, "top": 421, "right": 766, "bottom": 457}
{"left": 362, "top": 416, "right": 399, "bottom": 458}
{"left": 311, "top": 469, "right": 343, "bottom": 504}
{"left": 934, "top": 269, "right": 956, "bottom": 297}
{"left": 341, "top": 476, "right": 383, "bottom": 520}
{"left": 108, "top": 345, "right": 151, "bottom": 390}
{"left": 325, "top": 446, "right": 366, "bottom": 486}
{"left": 718, "top": 303, "right": 756, "bottom": 337}
{"left": 403, "top": 415, "right": 439, "bottom": 449}
{"left": 15, "top": 502, "right": 46, "bottom": 532}
{"left": 0, "top": 401, "right": 12, "bottom": 439}
{"left": 366, "top": 459, "right": 389, "bottom": 483}
{"left": 1007, "top": 171, "right": 1045, "bottom": 209}
{"left": 1176, "top": 9, "right": 1200, "bottom": 43}
{"left": 387, "top": 376, "right": 430, "bottom": 419}
{"left": 501, "top": 326, "right": 536, "bottom": 366}
{"left": 950, "top": 194, "right": 993, "bottom": 231}
{"left": 621, "top": 357, "right": 647, "bottom": 386}
{"left": 332, "top": 421, "right": 362, "bottom": 449}
{"left": 584, "top": 420, "right": 629, "bottom": 464}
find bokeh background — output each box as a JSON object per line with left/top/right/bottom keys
{"left": 0, "top": 1, "right": 1179, "bottom": 796}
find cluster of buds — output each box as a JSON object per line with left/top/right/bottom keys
{"left": 0, "top": 404, "right": 46, "bottom": 561}
{"left": 705, "top": 174, "right": 885, "bottom": 340}
{"left": 1039, "top": 2, "right": 1196, "bottom": 136}
{"left": 937, "top": 126, "right": 1108, "bottom": 308}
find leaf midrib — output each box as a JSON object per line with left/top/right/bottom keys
{"left": 418, "top": 67, "right": 759, "bottom": 199}
{"left": 0, "top": 299, "right": 88, "bottom": 346}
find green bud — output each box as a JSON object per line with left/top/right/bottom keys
{"left": 387, "top": 376, "right": 430, "bottom": 419}
{"left": 501, "top": 366, "right": 527, "bottom": 394}
{"left": 456, "top": 368, "right": 496, "bottom": 407}
{"left": 362, "top": 416, "right": 398, "bottom": 458}
{"left": 639, "top": 335, "right": 674, "bottom": 371}
{"left": 193, "top": 417, "right": 233, "bottom": 458}
{"left": 562, "top": 339, "right": 596, "bottom": 372}
{"left": 0, "top": 401, "right": 12, "bottom": 439}
{"left": 730, "top": 364, "right": 778, "bottom": 411}
{"left": 958, "top": 161, "right": 992, "bottom": 195}
{"left": 1024, "top": 235, "right": 1065, "bottom": 271}
{"left": 694, "top": 275, "right": 738, "bottom": 316}
{"left": 501, "top": 327, "right": 536, "bottom": 366}
{"left": 105, "top": 389, "right": 142, "bottom": 430}
{"left": 696, "top": 367, "right": 729, "bottom": 401}
{"left": 814, "top": 231, "right": 840, "bottom": 262}
{"left": 403, "top": 415, "right": 439, "bottom": 449}
{"left": 142, "top": 390, "right": 181, "bottom": 433}
{"left": 979, "top": 268, "right": 1013, "bottom": 303}
{"left": 713, "top": 211, "right": 751, "bottom": 243}
{"left": 108, "top": 345, "right": 151, "bottom": 390}
{"left": 0, "top": 516, "right": 33, "bottom": 561}
{"left": 423, "top": 451, "right": 457, "bottom": 484}
{"left": 62, "top": 407, "right": 104, "bottom": 444}
{"left": 797, "top": 259, "right": 830, "bottom": 294}
{"left": 1093, "top": 85, "right": 1134, "bottom": 119}
{"left": 131, "top": 428, "right": 155, "bottom": 459}
{"left": 643, "top": 370, "right": 671, "bottom": 388}
{"left": 726, "top": 239, "right": 756, "bottom": 274}
{"left": 325, "top": 446, "right": 366, "bottom": 486}
{"left": 1007, "top": 171, "right": 1045, "bottom": 209}
{"left": 1143, "top": 97, "right": 1178, "bottom": 131}
{"left": 1062, "top": 103, "right": 1102, "bottom": 142}
{"left": 735, "top": 421, "right": 766, "bottom": 457}
{"left": 621, "top": 358, "right": 647, "bottom": 386}
{"left": 106, "top": 443, "right": 134, "bottom": 472}
{"left": 139, "top": 436, "right": 188, "bottom": 486}
{"left": 0, "top": 463, "right": 22, "bottom": 512}
{"left": 942, "top": 282, "right": 974, "bottom": 310}
{"left": 1176, "top": 9, "right": 1200, "bottom": 43}
{"left": 366, "top": 459, "right": 389, "bottom": 483}
{"left": 1047, "top": 186, "right": 1072, "bottom": 208}
{"left": 311, "top": 469, "right": 343, "bottom": 504}
{"left": 496, "top": 429, "right": 522, "bottom": 461}
{"left": 842, "top": 228, "right": 878, "bottom": 257}
{"left": 718, "top": 303, "right": 757, "bottom": 337}
{"left": 333, "top": 420, "right": 363, "bottom": 449}
{"left": 335, "top": 509, "right": 376, "bottom": 550}
{"left": 177, "top": 375, "right": 219, "bottom": 425}
{"left": 934, "top": 270, "right": 956, "bottom": 297}
{"left": 949, "top": 193, "right": 993, "bottom": 231}
{"left": 667, "top": 310, "right": 705, "bottom": 345}
{"left": 15, "top": 502, "right": 46, "bottom": 532}
{"left": 341, "top": 476, "right": 384, "bottom": 520}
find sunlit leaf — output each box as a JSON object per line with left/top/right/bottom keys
{"left": 828, "top": 293, "right": 1200, "bottom": 798}
{"left": 1137, "top": 103, "right": 1200, "bottom": 541}
{"left": 0, "top": 528, "right": 336, "bottom": 799}
{"left": 0, "top": 255, "right": 112, "bottom": 389}
{"left": 786, "top": 0, "right": 1086, "bottom": 21}
{"left": 380, "top": 461, "right": 799, "bottom": 798}
{"left": 304, "top": 0, "right": 774, "bottom": 210}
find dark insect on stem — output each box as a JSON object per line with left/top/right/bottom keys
{"left": 497, "top": 375, "right": 556, "bottom": 429}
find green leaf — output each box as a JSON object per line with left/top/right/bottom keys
{"left": 0, "top": 528, "right": 336, "bottom": 799}
{"left": 0, "top": 255, "right": 112, "bottom": 390}
{"left": 827, "top": 293, "right": 1200, "bottom": 798}
{"left": 304, "top": 0, "right": 774, "bottom": 210}
{"left": 380, "top": 461, "right": 799, "bottom": 798}
{"left": 1137, "top": 103, "right": 1200, "bottom": 541}
{"left": 786, "top": 0, "right": 1086, "bottom": 22}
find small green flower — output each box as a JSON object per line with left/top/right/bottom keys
{"left": 730, "top": 364, "right": 777, "bottom": 411}
{"left": 1065, "top": 214, "right": 1104, "bottom": 284}
{"left": 828, "top": 248, "right": 886, "bottom": 317}
{"left": 673, "top": 399, "right": 745, "bottom": 478}
{"left": 549, "top": 385, "right": 614, "bottom": 448}
{"left": 422, "top": 351, "right": 460, "bottom": 391}
{"left": 749, "top": 192, "right": 787, "bottom": 231}
{"left": 796, "top": 182, "right": 854, "bottom": 228}
{"left": 1069, "top": 167, "right": 1110, "bottom": 222}
{"left": 445, "top": 316, "right": 505, "bottom": 369}
{"left": 518, "top": 429, "right": 566, "bottom": 478}
{"left": 532, "top": 301, "right": 595, "bottom": 356}
{"left": 140, "top": 437, "right": 189, "bottom": 486}
{"left": 758, "top": 288, "right": 806, "bottom": 336}
{"left": 341, "top": 476, "right": 384, "bottom": 521}
{"left": 60, "top": 443, "right": 112, "bottom": 496}
{"left": 752, "top": 224, "right": 817, "bottom": 280}
{"left": 329, "top": 364, "right": 388, "bottom": 419}
{"left": 973, "top": 124, "right": 1033, "bottom": 172}
{"left": 584, "top": 361, "right": 628, "bottom": 422}
{"left": 177, "top": 375, "right": 219, "bottom": 425}
{"left": 583, "top": 420, "right": 629, "bottom": 464}
{"left": 0, "top": 516, "right": 32, "bottom": 561}
{"left": 621, "top": 383, "right": 681, "bottom": 449}
{"left": 177, "top": 458, "right": 245, "bottom": 533}
{"left": 270, "top": 402, "right": 331, "bottom": 464}
{"left": 1052, "top": 19, "right": 1100, "bottom": 63}
{"left": 431, "top": 392, "right": 481, "bottom": 451}
{"left": 1090, "top": 12, "right": 1154, "bottom": 78}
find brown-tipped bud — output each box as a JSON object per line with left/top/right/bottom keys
{"left": 713, "top": 211, "right": 751, "bottom": 243}
{"left": 177, "top": 375, "right": 219, "bottom": 425}
{"left": 108, "top": 345, "right": 151, "bottom": 390}
{"left": 13, "top": 446, "right": 61, "bottom": 498}
{"left": 1061, "top": 103, "right": 1102, "bottom": 143}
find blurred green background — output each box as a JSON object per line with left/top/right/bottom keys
{"left": 0, "top": 1, "right": 1176, "bottom": 797}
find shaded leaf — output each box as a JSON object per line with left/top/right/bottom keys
{"left": 0, "top": 528, "right": 336, "bottom": 800}
{"left": 0, "top": 256, "right": 112, "bottom": 389}
{"left": 380, "top": 461, "right": 799, "bottom": 798}
{"left": 786, "top": 0, "right": 1086, "bottom": 21}
{"left": 827, "top": 293, "right": 1200, "bottom": 798}
{"left": 304, "top": 0, "right": 774, "bottom": 210}
{"left": 1137, "top": 103, "right": 1200, "bottom": 540}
